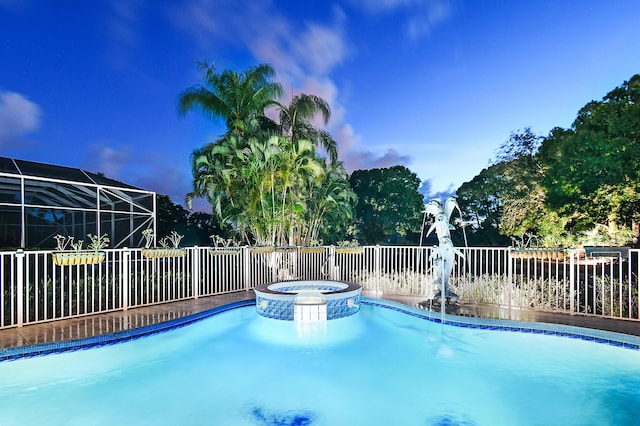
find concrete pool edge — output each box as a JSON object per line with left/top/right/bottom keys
{"left": 2, "top": 297, "right": 638, "bottom": 362}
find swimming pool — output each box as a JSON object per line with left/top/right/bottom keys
{"left": 1, "top": 300, "right": 639, "bottom": 425}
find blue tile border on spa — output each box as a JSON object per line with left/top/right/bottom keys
{"left": 363, "top": 298, "right": 640, "bottom": 350}
{"left": 0, "top": 299, "right": 255, "bottom": 363}
{"left": 2, "top": 296, "right": 638, "bottom": 362}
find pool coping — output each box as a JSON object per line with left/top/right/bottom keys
{"left": 0, "top": 299, "right": 255, "bottom": 362}
{"left": 1, "top": 297, "right": 638, "bottom": 362}
{"left": 254, "top": 279, "right": 361, "bottom": 295}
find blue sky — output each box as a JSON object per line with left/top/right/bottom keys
{"left": 2, "top": 0, "right": 640, "bottom": 211}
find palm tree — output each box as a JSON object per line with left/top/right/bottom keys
{"left": 277, "top": 94, "right": 338, "bottom": 165}
{"left": 303, "top": 162, "right": 356, "bottom": 245}
{"left": 235, "top": 136, "right": 281, "bottom": 245}
{"left": 178, "top": 62, "right": 283, "bottom": 140}
{"left": 273, "top": 137, "right": 325, "bottom": 245}
{"left": 186, "top": 138, "right": 237, "bottom": 219}
{"left": 180, "top": 62, "right": 353, "bottom": 245}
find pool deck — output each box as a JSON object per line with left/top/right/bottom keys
{"left": 1, "top": 290, "right": 639, "bottom": 353}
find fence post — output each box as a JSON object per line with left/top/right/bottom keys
{"left": 569, "top": 248, "right": 575, "bottom": 315}
{"left": 122, "top": 248, "right": 130, "bottom": 311}
{"left": 16, "top": 249, "right": 25, "bottom": 327}
{"left": 192, "top": 246, "right": 200, "bottom": 300}
{"left": 328, "top": 246, "right": 336, "bottom": 281}
{"left": 374, "top": 245, "right": 381, "bottom": 293}
{"left": 243, "top": 246, "right": 251, "bottom": 291}
{"left": 507, "top": 247, "right": 513, "bottom": 315}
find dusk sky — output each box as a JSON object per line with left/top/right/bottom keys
{"left": 2, "top": 0, "right": 640, "bottom": 211}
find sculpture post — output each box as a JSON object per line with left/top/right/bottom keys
{"left": 423, "top": 197, "right": 465, "bottom": 306}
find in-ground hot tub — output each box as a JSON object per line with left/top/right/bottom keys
{"left": 253, "top": 280, "right": 362, "bottom": 321}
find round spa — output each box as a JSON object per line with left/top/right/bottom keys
{"left": 253, "top": 280, "right": 362, "bottom": 321}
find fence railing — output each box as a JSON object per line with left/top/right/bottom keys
{"left": 1, "top": 246, "right": 638, "bottom": 329}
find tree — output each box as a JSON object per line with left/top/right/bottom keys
{"left": 186, "top": 133, "right": 350, "bottom": 246}
{"left": 457, "top": 128, "right": 572, "bottom": 247}
{"left": 456, "top": 164, "right": 511, "bottom": 246}
{"left": 455, "top": 75, "right": 640, "bottom": 247}
{"left": 181, "top": 62, "right": 355, "bottom": 246}
{"left": 491, "top": 128, "right": 568, "bottom": 244}
{"left": 304, "top": 162, "right": 356, "bottom": 245}
{"left": 349, "top": 166, "right": 424, "bottom": 244}
{"left": 539, "top": 75, "right": 640, "bottom": 242}
{"left": 156, "top": 194, "right": 189, "bottom": 239}
{"left": 156, "top": 195, "right": 219, "bottom": 246}
{"left": 186, "top": 212, "right": 221, "bottom": 246}
{"left": 178, "top": 62, "right": 283, "bottom": 140}
{"left": 493, "top": 127, "right": 541, "bottom": 164}
{"left": 277, "top": 94, "right": 338, "bottom": 164}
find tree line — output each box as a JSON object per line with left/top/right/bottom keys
{"left": 457, "top": 75, "right": 640, "bottom": 247}
{"left": 171, "top": 61, "right": 639, "bottom": 248}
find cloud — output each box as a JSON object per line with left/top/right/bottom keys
{"left": 373, "top": 149, "right": 411, "bottom": 168}
{"left": 341, "top": 147, "right": 412, "bottom": 173}
{"left": 85, "top": 144, "right": 131, "bottom": 179}
{"left": 334, "top": 124, "right": 414, "bottom": 172}
{"left": 420, "top": 179, "right": 456, "bottom": 202}
{"left": 350, "top": 0, "right": 455, "bottom": 39}
{"left": 406, "top": 0, "right": 454, "bottom": 39}
{"left": 0, "top": 91, "right": 41, "bottom": 147}
{"left": 171, "top": 1, "right": 349, "bottom": 76}
{"left": 104, "top": 0, "right": 144, "bottom": 70}
{"left": 327, "top": 123, "right": 412, "bottom": 172}
{"left": 293, "top": 22, "right": 349, "bottom": 75}
{"left": 84, "top": 143, "right": 194, "bottom": 207}
{"left": 353, "top": 0, "right": 426, "bottom": 13}
{"left": 169, "top": 0, "right": 349, "bottom": 122}
{"left": 419, "top": 179, "right": 432, "bottom": 197}
{"left": 431, "top": 184, "right": 457, "bottom": 200}
{"left": 135, "top": 164, "right": 192, "bottom": 206}
{"left": 333, "top": 123, "right": 359, "bottom": 152}
{"left": 337, "top": 134, "right": 413, "bottom": 173}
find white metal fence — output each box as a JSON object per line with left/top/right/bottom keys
{"left": 1, "top": 246, "right": 638, "bottom": 329}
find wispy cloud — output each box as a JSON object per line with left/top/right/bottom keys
{"left": 135, "top": 164, "right": 193, "bottom": 206}
{"left": 333, "top": 124, "right": 360, "bottom": 154}
{"left": 336, "top": 124, "right": 412, "bottom": 172}
{"left": 420, "top": 179, "right": 456, "bottom": 201}
{"left": 170, "top": 1, "right": 349, "bottom": 79}
{"left": 334, "top": 122, "right": 416, "bottom": 173}
{"left": 350, "top": 0, "right": 456, "bottom": 40}
{"left": 104, "top": 0, "right": 144, "bottom": 70}
{"left": 85, "top": 144, "right": 131, "bottom": 179}
{"left": 341, "top": 147, "right": 412, "bottom": 172}
{"left": 419, "top": 180, "right": 432, "bottom": 198}
{"left": 353, "top": 0, "right": 426, "bottom": 13}
{"left": 0, "top": 91, "right": 41, "bottom": 147}
{"left": 84, "top": 142, "right": 191, "bottom": 205}
{"left": 406, "top": 0, "right": 454, "bottom": 39}
{"left": 372, "top": 149, "right": 412, "bottom": 168}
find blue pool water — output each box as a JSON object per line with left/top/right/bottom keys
{"left": 1, "top": 303, "right": 639, "bottom": 425}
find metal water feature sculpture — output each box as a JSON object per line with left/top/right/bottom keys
{"left": 423, "top": 197, "right": 465, "bottom": 304}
